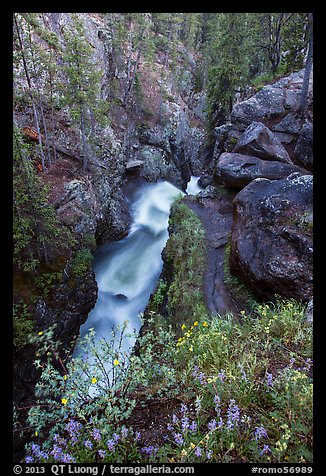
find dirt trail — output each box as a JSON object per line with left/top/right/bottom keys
{"left": 184, "top": 191, "right": 249, "bottom": 317}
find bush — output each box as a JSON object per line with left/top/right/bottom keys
{"left": 13, "top": 302, "right": 34, "bottom": 350}
{"left": 70, "top": 249, "right": 93, "bottom": 278}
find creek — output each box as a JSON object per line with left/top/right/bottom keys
{"left": 74, "top": 176, "right": 202, "bottom": 356}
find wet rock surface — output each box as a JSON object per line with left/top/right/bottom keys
{"left": 230, "top": 174, "right": 313, "bottom": 301}
{"left": 216, "top": 152, "right": 310, "bottom": 189}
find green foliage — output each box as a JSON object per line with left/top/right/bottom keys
{"left": 151, "top": 279, "right": 168, "bottom": 309}
{"left": 164, "top": 198, "right": 206, "bottom": 328}
{"left": 13, "top": 126, "right": 74, "bottom": 273}
{"left": 70, "top": 249, "right": 93, "bottom": 278}
{"left": 13, "top": 302, "right": 35, "bottom": 350}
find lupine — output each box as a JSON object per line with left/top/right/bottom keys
{"left": 206, "top": 449, "right": 213, "bottom": 460}
{"left": 189, "top": 420, "right": 197, "bottom": 432}
{"left": 31, "top": 443, "right": 49, "bottom": 461}
{"left": 141, "top": 446, "right": 158, "bottom": 458}
{"left": 254, "top": 426, "right": 268, "bottom": 441}
{"left": 208, "top": 419, "right": 217, "bottom": 431}
{"left": 214, "top": 394, "right": 221, "bottom": 415}
{"left": 194, "top": 395, "right": 202, "bottom": 414}
{"left": 260, "top": 444, "right": 272, "bottom": 455}
{"left": 98, "top": 449, "right": 106, "bottom": 459}
{"left": 107, "top": 439, "right": 116, "bottom": 452}
{"left": 174, "top": 433, "right": 184, "bottom": 445}
{"left": 181, "top": 416, "right": 190, "bottom": 433}
{"left": 121, "top": 426, "right": 129, "bottom": 439}
{"left": 50, "top": 444, "right": 64, "bottom": 461}
{"left": 26, "top": 456, "right": 34, "bottom": 463}
{"left": 135, "top": 431, "right": 141, "bottom": 441}
{"left": 84, "top": 440, "right": 93, "bottom": 449}
{"left": 66, "top": 420, "right": 83, "bottom": 445}
{"left": 266, "top": 372, "right": 274, "bottom": 388}
{"left": 226, "top": 399, "right": 240, "bottom": 430}
{"left": 92, "top": 428, "right": 102, "bottom": 442}
{"left": 113, "top": 433, "right": 120, "bottom": 443}
{"left": 194, "top": 446, "right": 202, "bottom": 458}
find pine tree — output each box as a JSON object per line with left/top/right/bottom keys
{"left": 61, "top": 14, "right": 106, "bottom": 170}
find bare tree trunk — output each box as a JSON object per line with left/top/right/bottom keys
{"left": 299, "top": 14, "right": 313, "bottom": 114}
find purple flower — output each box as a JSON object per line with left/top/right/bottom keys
{"left": 208, "top": 419, "right": 217, "bottom": 431}
{"left": 141, "top": 446, "right": 158, "bottom": 458}
{"left": 238, "top": 364, "right": 249, "bottom": 382}
{"left": 53, "top": 434, "right": 67, "bottom": 447}
{"left": 98, "top": 449, "right": 106, "bottom": 459}
{"left": 181, "top": 416, "right": 189, "bottom": 433}
{"left": 121, "top": 426, "right": 129, "bottom": 439}
{"left": 194, "top": 446, "right": 202, "bottom": 458}
{"left": 84, "top": 440, "right": 93, "bottom": 449}
{"left": 214, "top": 395, "right": 221, "bottom": 415}
{"left": 260, "top": 444, "right": 272, "bottom": 455}
{"left": 92, "top": 428, "right": 102, "bottom": 442}
{"left": 189, "top": 421, "right": 197, "bottom": 432}
{"left": 66, "top": 420, "right": 82, "bottom": 445}
{"left": 113, "top": 433, "right": 120, "bottom": 443}
{"left": 194, "top": 396, "right": 202, "bottom": 414}
{"left": 226, "top": 399, "right": 240, "bottom": 430}
{"left": 107, "top": 439, "right": 116, "bottom": 452}
{"left": 266, "top": 372, "right": 274, "bottom": 388}
{"left": 135, "top": 431, "right": 141, "bottom": 441}
{"left": 180, "top": 403, "right": 188, "bottom": 415}
{"left": 50, "top": 444, "right": 64, "bottom": 461}
{"left": 174, "top": 433, "right": 184, "bottom": 445}
{"left": 206, "top": 449, "right": 213, "bottom": 460}
{"left": 61, "top": 453, "right": 76, "bottom": 463}
{"left": 254, "top": 426, "right": 268, "bottom": 441}
{"left": 172, "top": 414, "right": 179, "bottom": 425}
{"left": 31, "top": 443, "right": 49, "bottom": 461}
{"left": 25, "top": 456, "right": 34, "bottom": 463}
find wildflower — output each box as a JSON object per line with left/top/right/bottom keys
{"left": 92, "top": 428, "right": 102, "bottom": 442}
{"left": 238, "top": 364, "right": 249, "bottom": 382}
{"left": 53, "top": 434, "right": 67, "bottom": 447}
{"left": 38, "top": 331, "right": 43, "bottom": 336}
{"left": 91, "top": 377, "right": 97, "bottom": 384}
{"left": 84, "top": 440, "right": 93, "bottom": 449}
{"left": 189, "top": 346, "right": 193, "bottom": 352}
{"left": 107, "top": 439, "right": 116, "bottom": 452}
{"left": 226, "top": 399, "right": 240, "bottom": 430}
{"left": 206, "top": 449, "right": 213, "bottom": 460}
{"left": 254, "top": 426, "right": 268, "bottom": 441}
{"left": 121, "top": 426, "right": 129, "bottom": 438}
{"left": 189, "top": 421, "right": 197, "bottom": 432}
{"left": 61, "top": 398, "right": 67, "bottom": 405}
{"left": 260, "top": 444, "right": 272, "bottom": 455}
{"left": 194, "top": 395, "right": 202, "bottom": 414}
{"left": 61, "top": 453, "right": 76, "bottom": 463}
{"left": 181, "top": 416, "right": 190, "bottom": 433}
{"left": 180, "top": 403, "right": 188, "bottom": 415}
{"left": 141, "top": 446, "right": 158, "bottom": 457}
{"left": 172, "top": 414, "right": 179, "bottom": 425}
{"left": 135, "top": 431, "right": 141, "bottom": 441}
{"left": 34, "top": 431, "right": 38, "bottom": 437}
{"left": 113, "top": 359, "right": 119, "bottom": 366}
{"left": 181, "top": 324, "right": 187, "bottom": 330}
{"left": 193, "top": 321, "right": 198, "bottom": 326}
{"left": 266, "top": 372, "right": 274, "bottom": 388}
{"left": 214, "top": 394, "right": 221, "bottom": 415}
{"left": 113, "top": 433, "right": 120, "bottom": 443}
{"left": 174, "top": 433, "right": 184, "bottom": 445}
{"left": 194, "top": 446, "right": 202, "bottom": 458}
{"left": 63, "top": 375, "right": 68, "bottom": 381}
{"left": 208, "top": 419, "right": 217, "bottom": 431}
{"left": 98, "top": 449, "right": 106, "bottom": 459}
{"left": 203, "top": 321, "right": 208, "bottom": 327}
{"left": 240, "top": 310, "right": 246, "bottom": 315}
{"left": 190, "top": 442, "right": 196, "bottom": 449}
{"left": 25, "top": 456, "right": 34, "bottom": 463}
{"left": 50, "top": 444, "right": 64, "bottom": 461}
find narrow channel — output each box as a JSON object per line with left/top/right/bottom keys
{"left": 74, "top": 177, "right": 201, "bottom": 357}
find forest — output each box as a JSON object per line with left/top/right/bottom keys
{"left": 13, "top": 13, "right": 313, "bottom": 466}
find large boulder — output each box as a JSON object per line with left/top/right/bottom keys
{"left": 231, "top": 69, "right": 313, "bottom": 130}
{"left": 230, "top": 173, "right": 313, "bottom": 301}
{"left": 294, "top": 122, "right": 313, "bottom": 172}
{"left": 234, "top": 121, "right": 291, "bottom": 163}
{"left": 216, "top": 152, "right": 310, "bottom": 189}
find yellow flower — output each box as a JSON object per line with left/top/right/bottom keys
{"left": 63, "top": 375, "right": 68, "bottom": 381}
{"left": 61, "top": 398, "right": 68, "bottom": 405}
{"left": 190, "top": 443, "right": 196, "bottom": 449}
{"left": 193, "top": 321, "right": 198, "bottom": 326}
{"left": 181, "top": 324, "right": 186, "bottom": 330}
{"left": 189, "top": 346, "right": 193, "bottom": 352}
{"left": 35, "top": 431, "right": 38, "bottom": 437}
{"left": 240, "top": 310, "right": 246, "bottom": 315}
{"left": 91, "top": 377, "right": 97, "bottom": 384}
{"left": 203, "top": 322, "right": 208, "bottom": 327}
{"left": 113, "top": 359, "right": 119, "bottom": 366}
{"left": 38, "top": 331, "right": 43, "bottom": 336}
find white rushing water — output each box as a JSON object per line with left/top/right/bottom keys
{"left": 74, "top": 180, "right": 183, "bottom": 356}
{"left": 186, "top": 176, "right": 202, "bottom": 195}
